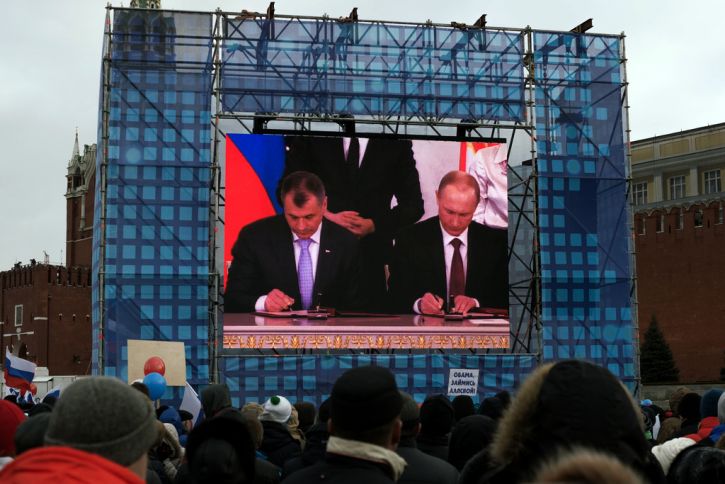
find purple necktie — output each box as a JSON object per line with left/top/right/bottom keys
{"left": 297, "top": 238, "right": 314, "bottom": 309}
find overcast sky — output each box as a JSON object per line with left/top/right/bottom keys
{"left": 1, "top": 0, "right": 723, "bottom": 269}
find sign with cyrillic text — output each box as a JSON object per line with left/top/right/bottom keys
{"left": 447, "top": 369, "right": 479, "bottom": 396}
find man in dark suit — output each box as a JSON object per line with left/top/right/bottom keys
{"left": 224, "top": 171, "right": 362, "bottom": 313}
{"left": 388, "top": 171, "right": 508, "bottom": 314}
{"left": 283, "top": 136, "right": 424, "bottom": 309}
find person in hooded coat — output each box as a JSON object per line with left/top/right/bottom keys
{"left": 478, "top": 360, "right": 666, "bottom": 484}
{"left": 158, "top": 406, "right": 188, "bottom": 447}
{"left": 200, "top": 384, "right": 233, "bottom": 419}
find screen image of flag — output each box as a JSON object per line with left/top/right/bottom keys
{"left": 224, "top": 134, "right": 286, "bottom": 286}
{"left": 4, "top": 348, "right": 36, "bottom": 393}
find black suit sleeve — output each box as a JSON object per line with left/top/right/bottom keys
{"left": 367, "top": 140, "right": 424, "bottom": 237}
{"left": 224, "top": 226, "right": 266, "bottom": 313}
{"left": 387, "top": 229, "right": 424, "bottom": 314}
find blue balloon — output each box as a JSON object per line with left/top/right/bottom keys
{"left": 143, "top": 371, "right": 167, "bottom": 400}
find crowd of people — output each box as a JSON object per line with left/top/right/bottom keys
{"left": 1, "top": 360, "right": 724, "bottom": 483}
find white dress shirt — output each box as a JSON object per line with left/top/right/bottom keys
{"left": 254, "top": 224, "right": 323, "bottom": 311}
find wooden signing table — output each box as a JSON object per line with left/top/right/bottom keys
{"left": 223, "top": 313, "right": 509, "bottom": 350}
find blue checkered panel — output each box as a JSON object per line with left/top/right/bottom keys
{"left": 221, "top": 18, "right": 526, "bottom": 121}
{"left": 94, "top": 7, "right": 636, "bottom": 399}
{"left": 92, "top": 10, "right": 213, "bottom": 386}
{"left": 533, "top": 33, "right": 635, "bottom": 385}
{"left": 219, "top": 354, "right": 537, "bottom": 407}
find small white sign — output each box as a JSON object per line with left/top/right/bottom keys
{"left": 447, "top": 369, "right": 479, "bottom": 396}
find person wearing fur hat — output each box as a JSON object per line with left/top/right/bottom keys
{"left": 282, "top": 366, "right": 406, "bottom": 484}
{"left": 532, "top": 447, "right": 646, "bottom": 483}
{"left": 260, "top": 395, "right": 301, "bottom": 468}
{"left": 477, "top": 360, "right": 666, "bottom": 484}
{"left": 148, "top": 422, "right": 184, "bottom": 484}
{"left": 0, "top": 376, "right": 159, "bottom": 483}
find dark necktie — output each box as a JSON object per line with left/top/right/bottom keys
{"left": 347, "top": 137, "right": 359, "bottom": 180}
{"left": 449, "top": 238, "right": 465, "bottom": 299}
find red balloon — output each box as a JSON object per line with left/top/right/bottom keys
{"left": 143, "top": 356, "right": 166, "bottom": 376}
{"left": 29, "top": 383, "right": 37, "bottom": 395}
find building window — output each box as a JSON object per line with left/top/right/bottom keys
{"left": 656, "top": 213, "right": 664, "bottom": 233}
{"left": 704, "top": 169, "right": 721, "bottom": 194}
{"left": 14, "top": 305, "right": 23, "bottom": 326}
{"left": 669, "top": 175, "right": 686, "bottom": 200}
{"left": 694, "top": 208, "right": 704, "bottom": 227}
{"left": 633, "top": 182, "right": 648, "bottom": 206}
{"left": 674, "top": 209, "right": 683, "bottom": 230}
{"left": 636, "top": 216, "right": 646, "bottom": 235}
{"left": 718, "top": 202, "right": 724, "bottom": 224}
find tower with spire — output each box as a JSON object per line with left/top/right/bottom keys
{"left": 65, "top": 131, "right": 96, "bottom": 268}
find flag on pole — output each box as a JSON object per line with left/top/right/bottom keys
{"left": 180, "top": 381, "right": 203, "bottom": 426}
{"left": 4, "top": 348, "right": 36, "bottom": 395}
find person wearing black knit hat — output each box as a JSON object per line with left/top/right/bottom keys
{"left": 416, "top": 395, "right": 454, "bottom": 460}
{"left": 282, "top": 366, "right": 405, "bottom": 484}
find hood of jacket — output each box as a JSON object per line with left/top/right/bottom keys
{"left": 489, "top": 360, "right": 664, "bottom": 483}
{"left": 0, "top": 446, "right": 143, "bottom": 483}
{"left": 200, "top": 384, "right": 232, "bottom": 418}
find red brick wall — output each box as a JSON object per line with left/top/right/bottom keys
{"left": 635, "top": 202, "right": 725, "bottom": 382}
{"left": 1, "top": 265, "right": 91, "bottom": 375}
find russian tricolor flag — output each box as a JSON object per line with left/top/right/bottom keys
{"left": 4, "top": 348, "right": 36, "bottom": 394}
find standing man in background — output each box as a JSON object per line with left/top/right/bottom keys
{"left": 283, "top": 136, "right": 424, "bottom": 310}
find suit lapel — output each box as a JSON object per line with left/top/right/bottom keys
{"left": 314, "top": 221, "right": 335, "bottom": 303}
{"left": 465, "top": 225, "right": 480, "bottom": 294}
{"left": 429, "top": 218, "right": 448, "bottom": 297}
{"left": 272, "top": 218, "right": 300, "bottom": 302}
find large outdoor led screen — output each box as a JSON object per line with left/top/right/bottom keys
{"left": 222, "top": 133, "right": 510, "bottom": 350}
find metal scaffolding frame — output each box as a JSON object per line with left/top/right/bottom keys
{"left": 95, "top": 6, "right": 635, "bottom": 393}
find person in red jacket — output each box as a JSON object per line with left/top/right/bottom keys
{"left": 0, "top": 446, "right": 145, "bottom": 483}
{"left": 0, "top": 376, "right": 158, "bottom": 483}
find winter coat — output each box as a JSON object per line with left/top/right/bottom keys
{"left": 281, "top": 453, "right": 394, "bottom": 484}
{"left": 0, "top": 446, "right": 143, "bottom": 483}
{"left": 478, "top": 360, "right": 666, "bottom": 484}
{"left": 260, "top": 420, "right": 301, "bottom": 468}
{"left": 396, "top": 437, "right": 458, "bottom": 484}
{"left": 282, "top": 422, "right": 329, "bottom": 478}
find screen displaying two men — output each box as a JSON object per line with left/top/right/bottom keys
{"left": 222, "top": 133, "right": 509, "bottom": 342}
